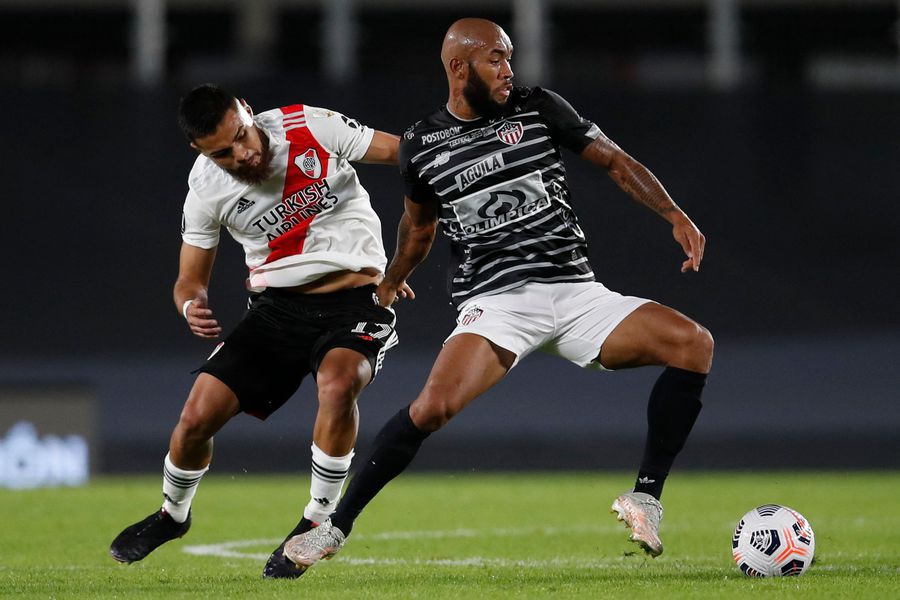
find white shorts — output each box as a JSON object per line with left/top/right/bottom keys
{"left": 446, "top": 281, "right": 652, "bottom": 370}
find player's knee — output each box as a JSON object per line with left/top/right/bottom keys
{"left": 410, "top": 389, "right": 458, "bottom": 433}
{"left": 176, "top": 406, "right": 216, "bottom": 443}
{"left": 696, "top": 325, "right": 715, "bottom": 363}
{"left": 177, "top": 382, "right": 237, "bottom": 442}
{"left": 665, "top": 321, "right": 714, "bottom": 371}
{"left": 682, "top": 322, "right": 714, "bottom": 363}
{"left": 317, "top": 371, "right": 363, "bottom": 411}
{"left": 409, "top": 406, "right": 450, "bottom": 433}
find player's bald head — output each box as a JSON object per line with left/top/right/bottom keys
{"left": 441, "top": 18, "right": 512, "bottom": 71}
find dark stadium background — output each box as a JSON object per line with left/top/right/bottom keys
{"left": 0, "top": 0, "right": 897, "bottom": 474}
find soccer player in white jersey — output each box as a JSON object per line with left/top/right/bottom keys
{"left": 283, "top": 18, "right": 714, "bottom": 573}
{"left": 108, "top": 84, "right": 410, "bottom": 579}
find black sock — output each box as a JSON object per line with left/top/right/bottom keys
{"left": 633, "top": 367, "right": 707, "bottom": 500}
{"left": 330, "top": 407, "right": 429, "bottom": 536}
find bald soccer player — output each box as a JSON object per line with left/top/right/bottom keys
{"left": 282, "top": 18, "right": 713, "bottom": 573}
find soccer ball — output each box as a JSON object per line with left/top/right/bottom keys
{"left": 732, "top": 504, "right": 815, "bottom": 577}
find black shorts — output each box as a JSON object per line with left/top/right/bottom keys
{"left": 195, "top": 284, "right": 398, "bottom": 420}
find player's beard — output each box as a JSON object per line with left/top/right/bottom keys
{"left": 463, "top": 65, "right": 508, "bottom": 120}
{"left": 227, "top": 131, "right": 273, "bottom": 186}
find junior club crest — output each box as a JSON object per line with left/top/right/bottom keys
{"left": 496, "top": 121, "right": 524, "bottom": 145}
{"left": 460, "top": 305, "right": 484, "bottom": 326}
{"left": 295, "top": 148, "right": 322, "bottom": 179}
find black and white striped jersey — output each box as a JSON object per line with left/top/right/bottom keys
{"left": 399, "top": 87, "right": 604, "bottom": 307}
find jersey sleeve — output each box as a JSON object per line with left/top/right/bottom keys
{"left": 533, "top": 88, "right": 603, "bottom": 154}
{"left": 180, "top": 188, "right": 220, "bottom": 249}
{"left": 398, "top": 130, "right": 438, "bottom": 205}
{"left": 303, "top": 105, "right": 376, "bottom": 161}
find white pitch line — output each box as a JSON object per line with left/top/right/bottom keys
{"left": 184, "top": 538, "right": 274, "bottom": 560}
{"left": 183, "top": 523, "right": 627, "bottom": 563}
{"left": 182, "top": 539, "right": 628, "bottom": 569}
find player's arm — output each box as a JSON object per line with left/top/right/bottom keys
{"left": 581, "top": 135, "right": 705, "bottom": 273}
{"left": 174, "top": 242, "right": 222, "bottom": 338}
{"left": 376, "top": 197, "right": 439, "bottom": 307}
{"left": 359, "top": 131, "right": 400, "bottom": 165}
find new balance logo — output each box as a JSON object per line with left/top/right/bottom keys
{"left": 638, "top": 476, "right": 656, "bottom": 484}
{"left": 236, "top": 197, "right": 255, "bottom": 214}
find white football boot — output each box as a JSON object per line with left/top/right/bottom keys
{"left": 283, "top": 518, "right": 347, "bottom": 569}
{"left": 611, "top": 491, "right": 664, "bottom": 557}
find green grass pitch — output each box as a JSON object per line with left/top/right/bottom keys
{"left": 1, "top": 471, "right": 897, "bottom": 598}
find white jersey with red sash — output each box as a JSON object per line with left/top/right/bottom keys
{"left": 181, "top": 104, "right": 386, "bottom": 291}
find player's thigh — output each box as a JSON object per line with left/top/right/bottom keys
{"left": 548, "top": 282, "right": 651, "bottom": 369}
{"left": 410, "top": 333, "right": 515, "bottom": 431}
{"left": 447, "top": 285, "right": 555, "bottom": 368}
{"left": 197, "top": 295, "right": 316, "bottom": 420}
{"left": 310, "top": 301, "right": 398, "bottom": 398}
{"left": 598, "top": 302, "right": 706, "bottom": 370}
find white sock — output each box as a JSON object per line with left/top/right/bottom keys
{"left": 162, "top": 453, "right": 208, "bottom": 523}
{"left": 304, "top": 443, "right": 354, "bottom": 523}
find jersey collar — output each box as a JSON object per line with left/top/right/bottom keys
{"left": 445, "top": 103, "right": 483, "bottom": 123}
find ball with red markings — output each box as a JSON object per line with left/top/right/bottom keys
{"left": 732, "top": 504, "right": 815, "bottom": 577}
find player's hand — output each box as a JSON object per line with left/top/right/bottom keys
{"left": 672, "top": 215, "right": 705, "bottom": 273}
{"left": 376, "top": 280, "right": 415, "bottom": 307}
{"left": 397, "top": 282, "right": 415, "bottom": 301}
{"left": 184, "top": 297, "right": 222, "bottom": 338}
